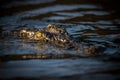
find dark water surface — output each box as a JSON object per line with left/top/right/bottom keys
{"left": 0, "top": 0, "right": 120, "bottom": 80}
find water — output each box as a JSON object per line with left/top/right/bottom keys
{"left": 0, "top": 0, "right": 120, "bottom": 80}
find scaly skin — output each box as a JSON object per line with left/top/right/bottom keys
{"left": 13, "top": 24, "right": 102, "bottom": 56}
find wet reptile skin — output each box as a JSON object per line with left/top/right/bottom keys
{"left": 12, "top": 24, "right": 102, "bottom": 56}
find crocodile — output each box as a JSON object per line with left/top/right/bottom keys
{"left": 12, "top": 24, "right": 103, "bottom": 56}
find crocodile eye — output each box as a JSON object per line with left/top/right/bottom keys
{"left": 36, "top": 32, "right": 42, "bottom": 37}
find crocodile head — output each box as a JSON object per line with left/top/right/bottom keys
{"left": 12, "top": 24, "right": 77, "bottom": 49}
{"left": 12, "top": 24, "right": 104, "bottom": 56}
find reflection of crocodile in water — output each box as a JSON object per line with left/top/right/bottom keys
{"left": 12, "top": 24, "right": 103, "bottom": 56}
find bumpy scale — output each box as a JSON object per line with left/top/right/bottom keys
{"left": 13, "top": 24, "right": 102, "bottom": 56}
